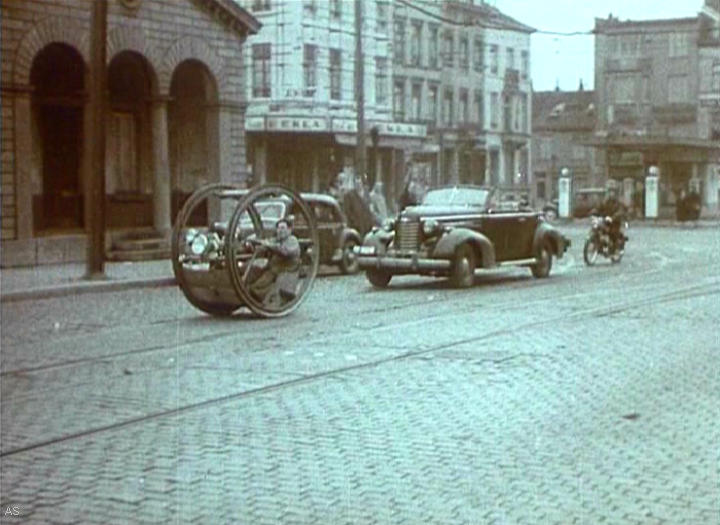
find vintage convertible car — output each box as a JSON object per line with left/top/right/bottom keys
{"left": 355, "top": 185, "right": 571, "bottom": 288}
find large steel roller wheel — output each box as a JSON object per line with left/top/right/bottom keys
{"left": 171, "top": 182, "right": 244, "bottom": 316}
{"left": 226, "top": 184, "right": 320, "bottom": 318}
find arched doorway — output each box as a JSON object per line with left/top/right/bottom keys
{"left": 30, "top": 43, "right": 85, "bottom": 233}
{"left": 169, "top": 60, "right": 219, "bottom": 222}
{"left": 106, "top": 51, "right": 157, "bottom": 228}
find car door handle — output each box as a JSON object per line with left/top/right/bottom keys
{"left": 519, "top": 217, "right": 527, "bottom": 222}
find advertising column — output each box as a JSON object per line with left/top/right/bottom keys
{"left": 645, "top": 165, "right": 659, "bottom": 219}
{"left": 558, "top": 167, "right": 572, "bottom": 219}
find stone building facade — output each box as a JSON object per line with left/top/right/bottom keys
{"left": 0, "top": 0, "right": 259, "bottom": 266}
{"left": 591, "top": 5, "right": 720, "bottom": 218}
{"left": 239, "top": 0, "right": 532, "bottom": 210}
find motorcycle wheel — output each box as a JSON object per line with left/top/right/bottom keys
{"left": 583, "top": 238, "right": 599, "bottom": 266}
{"left": 610, "top": 246, "right": 624, "bottom": 264}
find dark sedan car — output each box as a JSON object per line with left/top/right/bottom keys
{"left": 231, "top": 192, "right": 362, "bottom": 274}
{"left": 356, "top": 185, "right": 571, "bottom": 288}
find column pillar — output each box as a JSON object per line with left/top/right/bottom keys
{"left": 14, "top": 90, "right": 35, "bottom": 240}
{"left": 151, "top": 97, "right": 172, "bottom": 234}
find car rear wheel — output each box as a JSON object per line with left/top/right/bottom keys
{"left": 366, "top": 269, "right": 392, "bottom": 288}
{"left": 339, "top": 239, "right": 360, "bottom": 274}
{"left": 531, "top": 241, "right": 553, "bottom": 278}
{"left": 450, "top": 244, "right": 475, "bottom": 288}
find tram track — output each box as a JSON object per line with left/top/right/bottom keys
{"left": 2, "top": 277, "right": 717, "bottom": 458}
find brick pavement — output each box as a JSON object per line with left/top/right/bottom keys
{"left": 1, "top": 283, "right": 718, "bottom": 524}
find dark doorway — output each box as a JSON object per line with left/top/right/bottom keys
{"left": 31, "top": 43, "right": 85, "bottom": 233}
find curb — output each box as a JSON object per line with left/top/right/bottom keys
{"left": 1, "top": 277, "right": 176, "bottom": 303}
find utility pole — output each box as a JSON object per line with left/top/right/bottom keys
{"left": 87, "top": 0, "right": 107, "bottom": 278}
{"left": 354, "top": 0, "right": 366, "bottom": 183}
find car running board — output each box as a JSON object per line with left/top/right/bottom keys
{"left": 497, "top": 258, "right": 538, "bottom": 267}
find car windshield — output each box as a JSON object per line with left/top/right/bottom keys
{"left": 422, "top": 187, "right": 489, "bottom": 207}
{"left": 238, "top": 201, "right": 286, "bottom": 224}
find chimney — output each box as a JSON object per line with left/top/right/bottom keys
{"left": 579, "top": 78, "right": 584, "bottom": 91}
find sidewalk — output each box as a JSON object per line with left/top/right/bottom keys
{"left": 0, "top": 259, "right": 175, "bottom": 303}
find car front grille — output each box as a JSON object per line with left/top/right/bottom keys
{"left": 396, "top": 220, "right": 420, "bottom": 251}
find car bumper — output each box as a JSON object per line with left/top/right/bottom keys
{"left": 356, "top": 254, "right": 451, "bottom": 272}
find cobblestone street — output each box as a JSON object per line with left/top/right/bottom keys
{"left": 1, "top": 225, "right": 719, "bottom": 524}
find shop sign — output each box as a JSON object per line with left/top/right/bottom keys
{"left": 245, "top": 117, "right": 266, "bottom": 130}
{"left": 266, "top": 117, "right": 328, "bottom": 132}
{"left": 610, "top": 151, "right": 643, "bottom": 167}
{"left": 331, "top": 119, "right": 358, "bottom": 133}
{"left": 379, "top": 122, "right": 427, "bottom": 138}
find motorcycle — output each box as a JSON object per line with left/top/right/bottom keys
{"left": 583, "top": 215, "right": 628, "bottom": 265}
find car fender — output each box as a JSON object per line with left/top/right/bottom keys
{"left": 362, "top": 228, "right": 393, "bottom": 255}
{"left": 341, "top": 228, "right": 362, "bottom": 246}
{"left": 532, "top": 222, "right": 568, "bottom": 258}
{"left": 433, "top": 228, "right": 496, "bottom": 268}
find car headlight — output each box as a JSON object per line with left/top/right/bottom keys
{"left": 184, "top": 228, "right": 199, "bottom": 245}
{"left": 422, "top": 219, "right": 439, "bottom": 236}
{"left": 382, "top": 218, "right": 395, "bottom": 232}
{"left": 190, "top": 233, "right": 209, "bottom": 255}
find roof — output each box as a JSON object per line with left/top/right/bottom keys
{"left": 444, "top": 1, "right": 535, "bottom": 33}
{"left": 532, "top": 90, "right": 597, "bottom": 132}
{"left": 594, "top": 15, "right": 698, "bottom": 34}
{"left": 198, "top": 0, "right": 261, "bottom": 36}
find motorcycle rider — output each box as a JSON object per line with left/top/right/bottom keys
{"left": 593, "top": 183, "right": 627, "bottom": 250}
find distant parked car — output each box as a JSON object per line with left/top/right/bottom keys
{"left": 542, "top": 188, "right": 606, "bottom": 220}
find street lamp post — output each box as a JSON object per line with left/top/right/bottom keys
{"left": 354, "top": 0, "right": 366, "bottom": 185}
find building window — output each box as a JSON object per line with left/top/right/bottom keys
{"left": 490, "top": 92, "right": 499, "bottom": 128}
{"left": 393, "top": 78, "right": 405, "bottom": 120}
{"left": 490, "top": 44, "right": 498, "bottom": 74}
{"left": 394, "top": 18, "right": 406, "bottom": 64}
{"left": 428, "top": 25, "right": 439, "bottom": 68}
{"left": 375, "top": 57, "right": 388, "bottom": 105}
{"left": 668, "top": 74, "right": 689, "bottom": 103}
{"left": 573, "top": 145, "right": 586, "bottom": 160}
{"left": 330, "top": 0, "right": 341, "bottom": 20}
{"left": 443, "top": 31, "right": 454, "bottom": 67}
{"left": 474, "top": 91, "right": 484, "bottom": 128}
{"left": 376, "top": 1, "right": 389, "bottom": 33}
{"left": 620, "top": 35, "right": 638, "bottom": 56}
{"left": 411, "top": 82, "right": 422, "bottom": 120}
{"left": 304, "top": 0, "right": 316, "bottom": 15}
{"left": 669, "top": 33, "right": 689, "bottom": 57}
{"left": 252, "top": 0, "right": 270, "bottom": 11}
{"left": 428, "top": 84, "right": 438, "bottom": 122}
{"left": 712, "top": 62, "right": 720, "bottom": 92}
{"left": 506, "top": 47, "right": 515, "bottom": 70}
{"left": 459, "top": 36, "right": 469, "bottom": 70}
{"left": 252, "top": 43, "right": 271, "bottom": 98}
{"left": 330, "top": 48, "right": 341, "bottom": 100}
{"left": 612, "top": 75, "right": 636, "bottom": 103}
{"left": 473, "top": 38, "right": 484, "bottom": 72}
{"left": 521, "top": 50, "right": 529, "bottom": 79}
{"left": 520, "top": 93, "right": 528, "bottom": 132}
{"left": 459, "top": 89, "right": 468, "bottom": 123}
{"left": 410, "top": 21, "right": 422, "bottom": 66}
{"left": 443, "top": 88, "right": 454, "bottom": 126}
{"left": 303, "top": 44, "right": 317, "bottom": 93}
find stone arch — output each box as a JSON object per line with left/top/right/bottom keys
{"left": 159, "top": 36, "right": 227, "bottom": 95}
{"left": 13, "top": 17, "right": 90, "bottom": 85}
{"left": 106, "top": 24, "right": 161, "bottom": 92}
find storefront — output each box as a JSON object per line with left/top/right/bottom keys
{"left": 593, "top": 136, "right": 720, "bottom": 218}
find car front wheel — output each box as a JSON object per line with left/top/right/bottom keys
{"left": 366, "top": 269, "right": 392, "bottom": 288}
{"left": 450, "top": 244, "right": 476, "bottom": 288}
{"left": 531, "top": 241, "right": 553, "bottom": 278}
